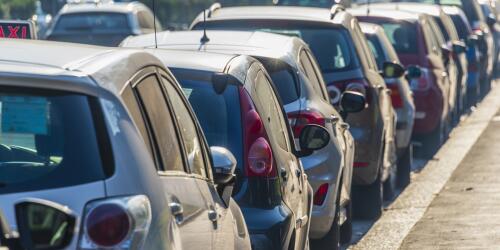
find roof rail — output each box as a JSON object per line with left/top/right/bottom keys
{"left": 207, "top": 2, "right": 222, "bottom": 18}
{"left": 330, "top": 4, "right": 345, "bottom": 19}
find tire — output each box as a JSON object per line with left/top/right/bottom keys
{"left": 352, "top": 174, "right": 383, "bottom": 220}
{"left": 383, "top": 168, "right": 397, "bottom": 201}
{"left": 397, "top": 145, "right": 412, "bottom": 188}
{"left": 340, "top": 201, "right": 352, "bottom": 244}
{"left": 421, "top": 120, "right": 444, "bottom": 158}
{"left": 311, "top": 190, "right": 341, "bottom": 250}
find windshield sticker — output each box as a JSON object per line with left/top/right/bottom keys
{"left": 1, "top": 96, "right": 48, "bottom": 135}
{"left": 182, "top": 88, "right": 193, "bottom": 99}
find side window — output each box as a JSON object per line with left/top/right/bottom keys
{"left": 135, "top": 75, "right": 184, "bottom": 172}
{"left": 353, "top": 22, "right": 379, "bottom": 71}
{"left": 254, "top": 70, "right": 290, "bottom": 151}
{"left": 300, "top": 50, "right": 328, "bottom": 100}
{"left": 162, "top": 77, "right": 207, "bottom": 178}
{"left": 121, "top": 86, "right": 153, "bottom": 155}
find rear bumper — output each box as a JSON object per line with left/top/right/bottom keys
{"left": 412, "top": 88, "right": 443, "bottom": 135}
{"left": 241, "top": 206, "right": 293, "bottom": 250}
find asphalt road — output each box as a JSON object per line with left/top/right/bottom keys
{"left": 347, "top": 79, "right": 500, "bottom": 249}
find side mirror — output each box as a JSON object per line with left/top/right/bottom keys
{"left": 340, "top": 90, "right": 366, "bottom": 113}
{"left": 15, "top": 199, "right": 76, "bottom": 250}
{"left": 380, "top": 61, "right": 405, "bottom": 78}
{"left": 406, "top": 65, "right": 422, "bottom": 79}
{"left": 487, "top": 14, "right": 496, "bottom": 27}
{"left": 466, "top": 35, "right": 478, "bottom": 46}
{"left": 211, "top": 146, "right": 237, "bottom": 185}
{"left": 298, "top": 125, "right": 330, "bottom": 157}
{"left": 452, "top": 41, "right": 467, "bottom": 54}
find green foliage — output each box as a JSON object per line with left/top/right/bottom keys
{"left": 1, "top": 0, "right": 36, "bottom": 19}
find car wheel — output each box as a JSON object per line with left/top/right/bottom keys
{"left": 397, "top": 145, "right": 412, "bottom": 188}
{"left": 383, "top": 168, "right": 397, "bottom": 201}
{"left": 311, "top": 190, "right": 341, "bottom": 250}
{"left": 340, "top": 201, "right": 352, "bottom": 244}
{"left": 353, "top": 174, "right": 383, "bottom": 220}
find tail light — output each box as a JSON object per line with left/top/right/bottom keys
{"left": 327, "top": 78, "right": 371, "bottom": 105}
{"left": 79, "top": 195, "right": 151, "bottom": 249}
{"left": 287, "top": 110, "right": 326, "bottom": 138}
{"left": 387, "top": 84, "right": 403, "bottom": 108}
{"left": 409, "top": 67, "right": 431, "bottom": 91}
{"left": 239, "top": 87, "right": 276, "bottom": 178}
{"left": 314, "top": 183, "right": 329, "bottom": 206}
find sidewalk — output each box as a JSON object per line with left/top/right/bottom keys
{"left": 399, "top": 109, "right": 500, "bottom": 249}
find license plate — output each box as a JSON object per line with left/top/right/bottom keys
{"left": 0, "top": 20, "right": 36, "bottom": 39}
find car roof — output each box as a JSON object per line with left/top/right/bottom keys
{"left": 363, "top": 2, "right": 444, "bottom": 17}
{"left": 348, "top": 6, "right": 422, "bottom": 22}
{"left": 192, "top": 5, "right": 350, "bottom": 26}
{"left": 0, "top": 39, "right": 164, "bottom": 95}
{"left": 122, "top": 30, "right": 303, "bottom": 64}
{"left": 59, "top": 1, "right": 147, "bottom": 15}
{"left": 442, "top": 5, "right": 467, "bottom": 16}
{"left": 147, "top": 49, "right": 236, "bottom": 73}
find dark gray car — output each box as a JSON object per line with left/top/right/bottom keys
{"left": 189, "top": 4, "right": 399, "bottom": 220}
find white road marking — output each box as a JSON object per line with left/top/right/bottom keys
{"left": 348, "top": 81, "right": 500, "bottom": 250}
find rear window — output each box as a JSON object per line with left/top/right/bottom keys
{"left": 371, "top": 21, "right": 419, "bottom": 54}
{"left": 260, "top": 59, "right": 300, "bottom": 105}
{"left": 54, "top": 12, "right": 130, "bottom": 33}
{"left": 171, "top": 69, "right": 243, "bottom": 172}
{"left": 0, "top": 89, "right": 106, "bottom": 194}
{"left": 196, "top": 20, "right": 360, "bottom": 72}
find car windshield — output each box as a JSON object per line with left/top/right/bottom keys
{"left": 197, "top": 20, "right": 359, "bottom": 72}
{"left": 369, "top": 21, "right": 419, "bottom": 54}
{"left": 0, "top": 89, "right": 106, "bottom": 194}
{"left": 171, "top": 69, "right": 243, "bottom": 173}
{"left": 53, "top": 12, "right": 130, "bottom": 33}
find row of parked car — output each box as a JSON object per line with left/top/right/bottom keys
{"left": 0, "top": 0, "right": 498, "bottom": 249}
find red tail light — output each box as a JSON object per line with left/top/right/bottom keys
{"left": 239, "top": 87, "right": 276, "bottom": 177}
{"left": 314, "top": 183, "right": 329, "bottom": 206}
{"left": 327, "top": 78, "right": 371, "bottom": 105}
{"left": 387, "top": 84, "right": 403, "bottom": 108}
{"left": 287, "top": 110, "right": 325, "bottom": 138}
{"left": 354, "top": 162, "right": 369, "bottom": 168}
{"left": 79, "top": 195, "right": 151, "bottom": 249}
{"left": 86, "top": 204, "right": 130, "bottom": 247}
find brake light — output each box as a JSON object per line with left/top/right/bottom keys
{"left": 79, "top": 195, "right": 151, "bottom": 249}
{"left": 328, "top": 78, "right": 371, "bottom": 105}
{"left": 314, "top": 183, "right": 329, "bottom": 206}
{"left": 287, "top": 110, "right": 325, "bottom": 138}
{"left": 239, "top": 87, "right": 276, "bottom": 178}
{"left": 387, "top": 84, "right": 403, "bottom": 108}
{"left": 409, "top": 67, "right": 431, "bottom": 91}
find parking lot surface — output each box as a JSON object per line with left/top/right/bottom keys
{"left": 348, "top": 79, "right": 500, "bottom": 249}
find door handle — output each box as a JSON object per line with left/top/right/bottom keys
{"left": 208, "top": 210, "right": 218, "bottom": 222}
{"left": 169, "top": 202, "right": 183, "bottom": 216}
{"left": 280, "top": 167, "right": 288, "bottom": 181}
{"left": 340, "top": 122, "right": 350, "bottom": 130}
{"left": 295, "top": 169, "right": 302, "bottom": 178}
{"left": 329, "top": 115, "right": 340, "bottom": 124}
{"left": 385, "top": 89, "right": 392, "bottom": 95}
{"left": 375, "top": 85, "right": 385, "bottom": 91}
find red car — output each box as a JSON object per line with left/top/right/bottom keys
{"left": 352, "top": 7, "right": 452, "bottom": 156}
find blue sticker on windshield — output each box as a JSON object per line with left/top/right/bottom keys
{"left": 1, "top": 96, "right": 48, "bottom": 135}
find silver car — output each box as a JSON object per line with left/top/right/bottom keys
{"left": 359, "top": 22, "right": 416, "bottom": 187}
{"left": 121, "top": 30, "right": 366, "bottom": 248}
{"left": 0, "top": 38, "right": 250, "bottom": 250}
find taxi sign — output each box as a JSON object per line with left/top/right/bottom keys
{"left": 0, "top": 20, "right": 36, "bottom": 40}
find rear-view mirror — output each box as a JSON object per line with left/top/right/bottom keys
{"left": 15, "top": 199, "right": 76, "bottom": 250}
{"left": 381, "top": 62, "right": 405, "bottom": 78}
{"left": 211, "top": 146, "right": 237, "bottom": 185}
{"left": 406, "top": 65, "right": 422, "bottom": 79}
{"left": 340, "top": 90, "right": 366, "bottom": 113}
{"left": 452, "top": 42, "right": 467, "bottom": 54}
{"left": 487, "top": 14, "right": 496, "bottom": 26}
{"left": 466, "top": 35, "right": 478, "bottom": 46}
{"left": 299, "top": 125, "right": 330, "bottom": 154}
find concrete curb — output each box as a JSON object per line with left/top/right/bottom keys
{"left": 349, "top": 81, "right": 500, "bottom": 250}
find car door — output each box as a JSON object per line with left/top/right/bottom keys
{"left": 121, "top": 67, "right": 214, "bottom": 250}
{"left": 160, "top": 72, "right": 242, "bottom": 250}
{"left": 249, "top": 64, "right": 309, "bottom": 249}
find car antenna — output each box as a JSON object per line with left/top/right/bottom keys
{"left": 152, "top": 0, "right": 158, "bottom": 48}
{"left": 201, "top": 9, "right": 210, "bottom": 43}
{"left": 367, "top": 0, "right": 371, "bottom": 15}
